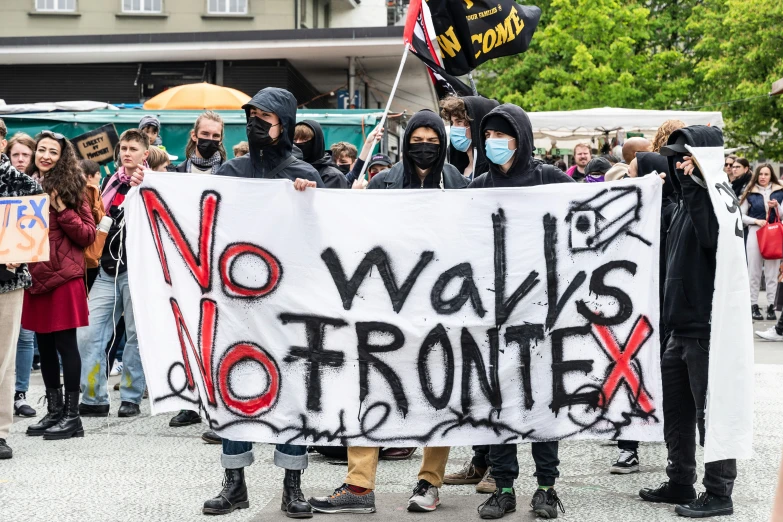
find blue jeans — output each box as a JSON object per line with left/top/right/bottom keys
{"left": 221, "top": 439, "right": 308, "bottom": 471}
{"left": 15, "top": 327, "right": 35, "bottom": 393}
{"left": 77, "top": 268, "right": 145, "bottom": 405}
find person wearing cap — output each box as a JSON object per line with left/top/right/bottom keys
{"left": 202, "top": 88, "right": 323, "bottom": 520}
{"left": 639, "top": 126, "right": 737, "bottom": 518}
{"left": 138, "top": 115, "right": 162, "bottom": 147}
{"left": 584, "top": 157, "right": 611, "bottom": 183}
{"left": 461, "top": 104, "right": 571, "bottom": 520}
{"left": 367, "top": 154, "right": 392, "bottom": 179}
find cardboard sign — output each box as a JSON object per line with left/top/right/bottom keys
{"left": 0, "top": 194, "right": 50, "bottom": 264}
{"left": 72, "top": 124, "right": 120, "bottom": 165}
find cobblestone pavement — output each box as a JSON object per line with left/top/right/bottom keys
{"left": 2, "top": 332, "right": 781, "bottom": 522}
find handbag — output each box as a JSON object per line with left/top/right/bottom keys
{"left": 756, "top": 207, "right": 783, "bottom": 260}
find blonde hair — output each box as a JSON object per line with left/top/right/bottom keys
{"left": 146, "top": 146, "right": 170, "bottom": 171}
{"left": 185, "top": 111, "right": 227, "bottom": 161}
{"left": 4, "top": 132, "right": 36, "bottom": 155}
{"left": 652, "top": 120, "right": 686, "bottom": 152}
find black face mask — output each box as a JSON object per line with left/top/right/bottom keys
{"left": 247, "top": 117, "right": 279, "bottom": 149}
{"left": 336, "top": 164, "right": 351, "bottom": 175}
{"left": 196, "top": 138, "right": 221, "bottom": 159}
{"left": 297, "top": 140, "right": 315, "bottom": 161}
{"left": 408, "top": 142, "right": 440, "bottom": 170}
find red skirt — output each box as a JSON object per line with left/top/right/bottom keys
{"left": 22, "top": 278, "right": 89, "bottom": 333}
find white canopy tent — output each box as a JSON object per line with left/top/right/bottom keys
{"left": 528, "top": 107, "right": 724, "bottom": 152}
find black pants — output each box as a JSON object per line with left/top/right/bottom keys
{"left": 484, "top": 442, "right": 560, "bottom": 489}
{"left": 662, "top": 335, "right": 736, "bottom": 497}
{"left": 37, "top": 329, "right": 81, "bottom": 393}
{"left": 618, "top": 440, "right": 639, "bottom": 451}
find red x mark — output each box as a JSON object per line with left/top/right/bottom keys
{"left": 593, "top": 315, "right": 655, "bottom": 414}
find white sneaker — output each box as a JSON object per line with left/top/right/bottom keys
{"left": 610, "top": 449, "right": 640, "bottom": 474}
{"left": 756, "top": 327, "right": 783, "bottom": 341}
{"left": 408, "top": 480, "right": 440, "bottom": 512}
{"left": 110, "top": 361, "right": 124, "bottom": 376}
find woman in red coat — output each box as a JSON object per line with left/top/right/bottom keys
{"left": 23, "top": 131, "right": 95, "bottom": 440}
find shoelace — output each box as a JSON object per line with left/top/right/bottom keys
{"left": 550, "top": 490, "right": 566, "bottom": 514}
{"left": 691, "top": 492, "right": 710, "bottom": 507}
{"left": 617, "top": 449, "right": 636, "bottom": 462}
{"left": 477, "top": 491, "right": 502, "bottom": 514}
{"left": 412, "top": 480, "right": 430, "bottom": 497}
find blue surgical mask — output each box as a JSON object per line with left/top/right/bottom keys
{"left": 450, "top": 126, "right": 471, "bottom": 152}
{"left": 485, "top": 138, "right": 516, "bottom": 166}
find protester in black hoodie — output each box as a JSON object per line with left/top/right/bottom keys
{"left": 309, "top": 109, "right": 466, "bottom": 517}
{"left": 640, "top": 126, "right": 737, "bottom": 519}
{"left": 294, "top": 120, "right": 348, "bottom": 189}
{"left": 461, "top": 104, "right": 571, "bottom": 521}
{"left": 203, "top": 87, "right": 321, "bottom": 520}
{"left": 440, "top": 95, "right": 499, "bottom": 179}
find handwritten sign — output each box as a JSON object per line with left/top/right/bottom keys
{"left": 72, "top": 124, "right": 120, "bottom": 165}
{"left": 0, "top": 195, "right": 50, "bottom": 264}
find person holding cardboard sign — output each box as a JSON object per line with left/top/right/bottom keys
{"left": 21, "top": 131, "right": 96, "bottom": 442}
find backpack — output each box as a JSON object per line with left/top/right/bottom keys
{"left": 84, "top": 185, "right": 107, "bottom": 269}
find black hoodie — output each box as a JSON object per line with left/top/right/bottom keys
{"left": 448, "top": 96, "right": 499, "bottom": 179}
{"left": 367, "top": 110, "right": 468, "bottom": 190}
{"left": 661, "top": 126, "right": 722, "bottom": 339}
{"left": 216, "top": 87, "right": 324, "bottom": 187}
{"left": 469, "top": 104, "right": 572, "bottom": 188}
{"left": 298, "top": 120, "right": 348, "bottom": 189}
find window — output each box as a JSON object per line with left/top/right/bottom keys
{"left": 207, "top": 0, "right": 247, "bottom": 15}
{"left": 123, "top": 0, "right": 162, "bottom": 13}
{"left": 36, "top": 0, "right": 76, "bottom": 11}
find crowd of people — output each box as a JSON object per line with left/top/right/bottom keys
{"left": 0, "top": 85, "right": 767, "bottom": 520}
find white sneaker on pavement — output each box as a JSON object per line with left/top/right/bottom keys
{"left": 110, "top": 361, "right": 124, "bottom": 376}
{"left": 408, "top": 480, "right": 440, "bottom": 512}
{"left": 756, "top": 327, "right": 783, "bottom": 341}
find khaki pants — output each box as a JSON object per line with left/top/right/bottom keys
{"left": 0, "top": 289, "right": 24, "bottom": 439}
{"left": 345, "top": 447, "right": 451, "bottom": 490}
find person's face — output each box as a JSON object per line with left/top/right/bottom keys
{"left": 758, "top": 167, "right": 772, "bottom": 187}
{"left": 249, "top": 108, "right": 281, "bottom": 140}
{"left": 724, "top": 158, "right": 734, "bottom": 174}
{"left": 119, "top": 140, "right": 149, "bottom": 169}
{"left": 85, "top": 171, "right": 101, "bottom": 186}
{"left": 575, "top": 147, "right": 592, "bottom": 167}
{"left": 35, "top": 138, "right": 62, "bottom": 174}
{"left": 731, "top": 162, "right": 748, "bottom": 178}
{"left": 153, "top": 161, "right": 170, "bottom": 173}
{"left": 410, "top": 126, "right": 440, "bottom": 146}
{"left": 192, "top": 120, "right": 223, "bottom": 144}
{"left": 450, "top": 116, "right": 471, "bottom": 140}
{"left": 484, "top": 129, "right": 517, "bottom": 147}
{"left": 9, "top": 143, "right": 33, "bottom": 171}
{"left": 369, "top": 164, "right": 390, "bottom": 178}
{"left": 142, "top": 126, "right": 159, "bottom": 145}
{"left": 335, "top": 153, "right": 354, "bottom": 168}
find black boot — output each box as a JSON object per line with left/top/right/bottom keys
{"left": 752, "top": 305, "right": 763, "bottom": 321}
{"left": 43, "top": 391, "right": 84, "bottom": 440}
{"left": 202, "top": 468, "right": 249, "bottom": 515}
{"left": 768, "top": 304, "right": 777, "bottom": 321}
{"left": 281, "top": 469, "right": 313, "bottom": 519}
{"left": 26, "top": 387, "right": 64, "bottom": 436}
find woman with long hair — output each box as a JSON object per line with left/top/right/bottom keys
{"left": 23, "top": 131, "right": 95, "bottom": 440}
{"left": 173, "top": 110, "right": 226, "bottom": 174}
{"left": 731, "top": 157, "right": 752, "bottom": 198}
{"left": 740, "top": 163, "right": 783, "bottom": 321}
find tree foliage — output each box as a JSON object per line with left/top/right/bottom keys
{"left": 476, "top": 0, "right": 783, "bottom": 159}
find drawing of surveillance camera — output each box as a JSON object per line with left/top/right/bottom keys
{"left": 566, "top": 186, "right": 647, "bottom": 252}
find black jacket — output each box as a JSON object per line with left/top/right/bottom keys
{"left": 469, "top": 104, "right": 572, "bottom": 188}
{"left": 368, "top": 110, "right": 468, "bottom": 190}
{"left": 448, "top": 96, "right": 499, "bottom": 179}
{"left": 298, "top": 120, "right": 348, "bottom": 189}
{"left": 662, "top": 126, "right": 722, "bottom": 339}
{"left": 216, "top": 88, "right": 324, "bottom": 187}
{"left": 732, "top": 172, "right": 751, "bottom": 199}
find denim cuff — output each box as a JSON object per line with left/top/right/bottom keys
{"left": 221, "top": 450, "right": 254, "bottom": 469}
{"left": 274, "top": 449, "right": 308, "bottom": 470}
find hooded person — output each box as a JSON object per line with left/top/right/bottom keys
{"left": 294, "top": 120, "right": 348, "bottom": 189}
{"left": 206, "top": 87, "right": 321, "bottom": 520}
{"left": 440, "top": 95, "right": 499, "bottom": 179}
{"left": 469, "top": 104, "right": 572, "bottom": 189}
{"left": 216, "top": 87, "right": 324, "bottom": 188}
{"left": 640, "top": 126, "right": 738, "bottom": 519}
{"left": 584, "top": 157, "right": 611, "bottom": 183}
{"left": 367, "top": 109, "right": 468, "bottom": 190}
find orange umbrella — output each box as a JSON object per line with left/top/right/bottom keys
{"left": 143, "top": 82, "right": 251, "bottom": 110}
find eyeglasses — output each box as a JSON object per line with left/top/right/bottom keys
{"left": 725, "top": 162, "right": 733, "bottom": 167}
{"left": 731, "top": 164, "right": 743, "bottom": 169}
{"left": 38, "top": 130, "right": 66, "bottom": 141}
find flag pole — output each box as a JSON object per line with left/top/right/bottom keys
{"left": 357, "top": 44, "right": 410, "bottom": 183}
{"left": 468, "top": 72, "right": 478, "bottom": 96}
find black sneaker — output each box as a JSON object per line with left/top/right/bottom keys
{"left": 32, "top": 355, "right": 40, "bottom": 371}
{"left": 117, "top": 401, "right": 140, "bottom": 417}
{"left": 752, "top": 305, "right": 763, "bottom": 321}
{"left": 768, "top": 305, "right": 777, "bottom": 321}
{"left": 675, "top": 492, "right": 734, "bottom": 517}
{"left": 639, "top": 481, "right": 697, "bottom": 504}
{"left": 309, "top": 484, "right": 376, "bottom": 514}
{"left": 530, "top": 488, "right": 565, "bottom": 519}
{"left": 169, "top": 409, "right": 201, "bottom": 427}
{"left": 478, "top": 489, "right": 516, "bottom": 519}
{"left": 610, "top": 449, "right": 640, "bottom": 474}
{"left": 0, "top": 439, "right": 12, "bottom": 460}
{"left": 13, "top": 392, "right": 36, "bottom": 417}
{"left": 202, "top": 430, "right": 222, "bottom": 444}
{"left": 78, "top": 403, "right": 110, "bottom": 417}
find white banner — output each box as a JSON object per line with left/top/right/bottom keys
{"left": 126, "top": 172, "right": 664, "bottom": 447}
